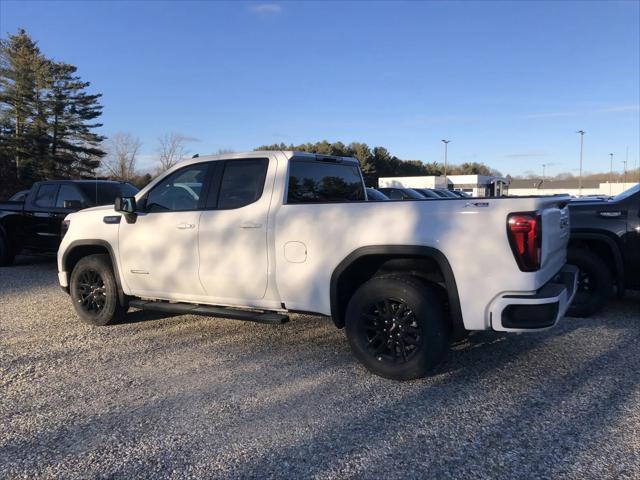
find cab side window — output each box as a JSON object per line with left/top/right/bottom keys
{"left": 217, "top": 159, "right": 268, "bottom": 209}
{"left": 146, "top": 163, "right": 209, "bottom": 212}
{"left": 56, "top": 185, "right": 86, "bottom": 208}
{"left": 34, "top": 184, "right": 58, "bottom": 208}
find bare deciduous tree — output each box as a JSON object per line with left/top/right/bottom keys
{"left": 101, "top": 132, "right": 141, "bottom": 180}
{"left": 157, "top": 133, "right": 194, "bottom": 172}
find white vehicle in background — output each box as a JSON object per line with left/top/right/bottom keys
{"left": 58, "top": 151, "right": 577, "bottom": 380}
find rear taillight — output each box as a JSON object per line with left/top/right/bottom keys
{"left": 507, "top": 212, "right": 541, "bottom": 272}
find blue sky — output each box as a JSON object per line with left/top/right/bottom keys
{"left": 1, "top": 0, "right": 639, "bottom": 176}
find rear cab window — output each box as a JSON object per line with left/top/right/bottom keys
{"left": 56, "top": 184, "right": 87, "bottom": 208}
{"left": 287, "top": 159, "right": 365, "bottom": 204}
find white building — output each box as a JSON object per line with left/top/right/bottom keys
{"left": 378, "top": 175, "right": 508, "bottom": 197}
{"left": 508, "top": 179, "right": 638, "bottom": 197}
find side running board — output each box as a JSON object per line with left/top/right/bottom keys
{"left": 129, "top": 300, "right": 289, "bottom": 325}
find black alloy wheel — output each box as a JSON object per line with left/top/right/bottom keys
{"left": 574, "top": 269, "right": 592, "bottom": 305}
{"left": 566, "top": 247, "right": 612, "bottom": 317}
{"left": 70, "top": 254, "right": 127, "bottom": 326}
{"left": 76, "top": 269, "right": 107, "bottom": 315}
{"left": 361, "top": 298, "right": 422, "bottom": 363}
{"left": 345, "top": 275, "right": 449, "bottom": 380}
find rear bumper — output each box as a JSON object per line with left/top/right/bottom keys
{"left": 490, "top": 264, "right": 578, "bottom": 332}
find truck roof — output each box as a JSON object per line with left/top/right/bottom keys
{"left": 189, "top": 150, "right": 360, "bottom": 166}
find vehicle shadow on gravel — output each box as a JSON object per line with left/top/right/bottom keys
{"left": 222, "top": 325, "right": 639, "bottom": 478}
{"left": 3, "top": 293, "right": 638, "bottom": 478}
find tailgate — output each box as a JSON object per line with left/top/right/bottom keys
{"left": 540, "top": 201, "right": 570, "bottom": 268}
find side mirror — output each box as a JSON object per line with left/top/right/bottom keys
{"left": 63, "top": 200, "right": 82, "bottom": 210}
{"left": 115, "top": 196, "right": 137, "bottom": 214}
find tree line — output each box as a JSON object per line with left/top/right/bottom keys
{"left": 512, "top": 169, "right": 640, "bottom": 183}
{"left": 256, "top": 141, "right": 501, "bottom": 186}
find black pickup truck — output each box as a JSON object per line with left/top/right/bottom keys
{"left": 567, "top": 184, "right": 640, "bottom": 316}
{"left": 0, "top": 180, "right": 138, "bottom": 266}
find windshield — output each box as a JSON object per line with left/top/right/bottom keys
{"left": 612, "top": 184, "right": 639, "bottom": 202}
{"left": 77, "top": 182, "right": 139, "bottom": 206}
{"left": 366, "top": 188, "right": 389, "bottom": 201}
{"left": 405, "top": 189, "right": 426, "bottom": 199}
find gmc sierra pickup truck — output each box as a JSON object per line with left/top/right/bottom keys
{"left": 0, "top": 180, "right": 138, "bottom": 266}
{"left": 58, "top": 151, "right": 577, "bottom": 379}
{"left": 567, "top": 184, "right": 640, "bottom": 317}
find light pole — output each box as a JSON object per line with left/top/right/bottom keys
{"left": 577, "top": 130, "right": 585, "bottom": 197}
{"left": 609, "top": 153, "right": 614, "bottom": 195}
{"left": 622, "top": 159, "right": 628, "bottom": 187}
{"left": 542, "top": 163, "right": 546, "bottom": 180}
{"left": 625, "top": 146, "right": 629, "bottom": 187}
{"left": 441, "top": 139, "right": 450, "bottom": 181}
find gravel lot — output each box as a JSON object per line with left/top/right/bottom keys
{"left": 1, "top": 256, "right": 639, "bottom": 479}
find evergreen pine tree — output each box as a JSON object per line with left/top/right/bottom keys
{"left": 0, "top": 29, "right": 45, "bottom": 182}
{"left": 0, "top": 29, "right": 106, "bottom": 192}
{"left": 46, "top": 61, "right": 105, "bottom": 177}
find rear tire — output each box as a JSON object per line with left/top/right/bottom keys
{"left": 567, "top": 248, "right": 612, "bottom": 318}
{"left": 0, "top": 232, "right": 15, "bottom": 267}
{"left": 70, "top": 254, "right": 126, "bottom": 326}
{"left": 345, "top": 275, "right": 449, "bottom": 380}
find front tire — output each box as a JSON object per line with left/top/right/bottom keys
{"left": 345, "top": 276, "right": 449, "bottom": 380}
{"left": 70, "top": 254, "right": 126, "bottom": 326}
{"left": 567, "top": 248, "right": 612, "bottom": 318}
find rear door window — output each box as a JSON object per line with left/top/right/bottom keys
{"left": 287, "top": 160, "right": 365, "bottom": 203}
{"left": 34, "top": 184, "right": 58, "bottom": 207}
{"left": 217, "top": 159, "right": 268, "bottom": 209}
{"left": 56, "top": 185, "right": 86, "bottom": 208}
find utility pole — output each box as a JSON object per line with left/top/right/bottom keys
{"left": 542, "top": 163, "right": 546, "bottom": 180}
{"left": 577, "top": 130, "right": 585, "bottom": 197}
{"left": 441, "top": 139, "right": 450, "bottom": 183}
{"left": 609, "top": 153, "right": 614, "bottom": 195}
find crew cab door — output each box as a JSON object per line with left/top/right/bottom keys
{"left": 22, "top": 183, "right": 59, "bottom": 251}
{"left": 50, "top": 184, "right": 86, "bottom": 240}
{"left": 198, "top": 158, "right": 271, "bottom": 302}
{"left": 118, "top": 162, "right": 212, "bottom": 298}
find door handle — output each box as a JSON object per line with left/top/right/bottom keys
{"left": 177, "top": 223, "right": 195, "bottom": 230}
{"left": 239, "top": 222, "right": 262, "bottom": 229}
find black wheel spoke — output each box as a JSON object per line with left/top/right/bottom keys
{"left": 74, "top": 268, "right": 106, "bottom": 315}
{"left": 359, "top": 296, "right": 422, "bottom": 364}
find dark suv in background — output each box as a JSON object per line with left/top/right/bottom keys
{"left": 567, "top": 184, "right": 640, "bottom": 316}
{"left": 0, "top": 180, "right": 138, "bottom": 266}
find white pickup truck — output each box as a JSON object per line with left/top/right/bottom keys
{"left": 58, "top": 151, "right": 577, "bottom": 379}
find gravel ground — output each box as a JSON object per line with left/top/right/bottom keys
{"left": 1, "top": 256, "right": 639, "bottom": 479}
